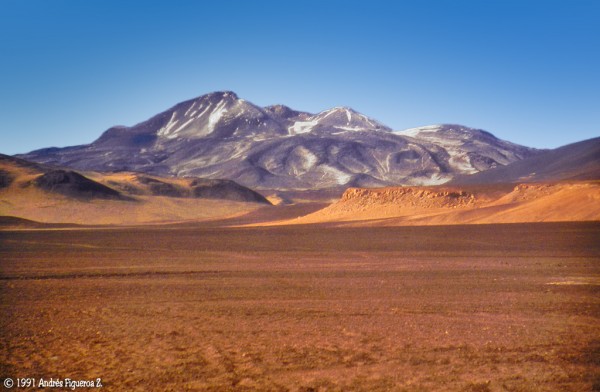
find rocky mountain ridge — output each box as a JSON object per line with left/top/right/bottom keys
{"left": 449, "top": 136, "right": 600, "bottom": 184}
{"left": 18, "top": 91, "right": 541, "bottom": 190}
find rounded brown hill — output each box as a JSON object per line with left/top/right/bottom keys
{"left": 33, "top": 170, "right": 133, "bottom": 201}
{"left": 189, "top": 178, "right": 271, "bottom": 204}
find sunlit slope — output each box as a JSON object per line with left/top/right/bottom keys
{"left": 275, "top": 182, "right": 600, "bottom": 226}
{"left": 0, "top": 154, "right": 270, "bottom": 225}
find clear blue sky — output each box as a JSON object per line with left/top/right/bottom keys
{"left": 1, "top": 0, "right": 599, "bottom": 155}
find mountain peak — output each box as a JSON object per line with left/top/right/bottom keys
{"left": 148, "top": 90, "right": 285, "bottom": 140}
{"left": 209, "top": 90, "right": 238, "bottom": 99}
{"left": 263, "top": 104, "right": 311, "bottom": 120}
{"left": 17, "top": 91, "right": 542, "bottom": 190}
{"left": 395, "top": 124, "right": 497, "bottom": 139}
{"left": 286, "top": 106, "right": 392, "bottom": 136}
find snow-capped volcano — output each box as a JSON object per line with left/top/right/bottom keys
{"left": 285, "top": 106, "right": 392, "bottom": 135}
{"left": 89, "top": 92, "right": 387, "bottom": 147}
{"left": 95, "top": 91, "right": 290, "bottom": 145}
{"left": 18, "top": 91, "right": 541, "bottom": 190}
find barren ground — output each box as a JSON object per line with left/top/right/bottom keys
{"left": 282, "top": 182, "right": 600, "bottom": 226}
{"left": 1, "top": 222, "right": 600, "bottom": 391}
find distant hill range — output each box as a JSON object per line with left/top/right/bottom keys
{"left": 17, "top": 91, "right": 542, "bottom": 190}
{"left": 450, "top": 136, "right": 600, "bottom": 184}
{"left": 0, "top": 154, "right": 270, "bottom": 204}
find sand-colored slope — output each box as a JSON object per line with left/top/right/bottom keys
{"left": 0, "top": 157, "right": 268, "bottom": 225}
{"left": 4, "top": 152, "right": 599, "bottom": 227}
{"left": 0, "top": 186, "right": 265, "bottom": 225}
{"left": 274, "top": 182, "right": 600, "bottom": 226}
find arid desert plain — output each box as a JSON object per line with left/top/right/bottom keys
{"left": 1, "top": 220, "right": 599, "bottom": 392}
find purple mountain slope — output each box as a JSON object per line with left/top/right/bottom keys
{"left": 18, "top": 91, "right": 541, "bottom": 190}
{"left": 449, "top": 136, "right": 600, "bottom": 184}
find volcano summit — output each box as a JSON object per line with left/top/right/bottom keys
{"left": 18, "top": 91, "right": 540, "bottom": 190}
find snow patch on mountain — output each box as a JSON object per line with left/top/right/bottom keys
{"left": 184, "top": 102, "right": 196, "bottom": 116}
{"left": 414, "top": 173, "right": 451, "bottom": 186}
{"left": 289, "top": 119, "right": 319, "bottom": 135}
{"left": 396, "top": 125, "right": 443, "bottom": 138}
{"left": 17, "top": 91, "right": 542, "bottom": 191}
{"left": 196, "top": 103, "right": 212, "bottom": 120}
{"left": 446, "top": 149, "right": 476, "bottom": 173}
{"left": 319, "top": 165, "right": 353, "bottom": 185}
{"left": 208, "top": 100, "right": 228, "bottom": 133}
{"left": 333, "top": 126, "right": 365, "bottom": 132}
{"left": 171, "top": 116, "right": 201, "bottom": 138}
{"left": 286, "top": 106, "right": 390, "bottom": 136}
{"left": 289, "top": 146, "right": 318, "bottom": 175}
{"left": 157, "top": 112, "right": 179, "bottom": 137}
